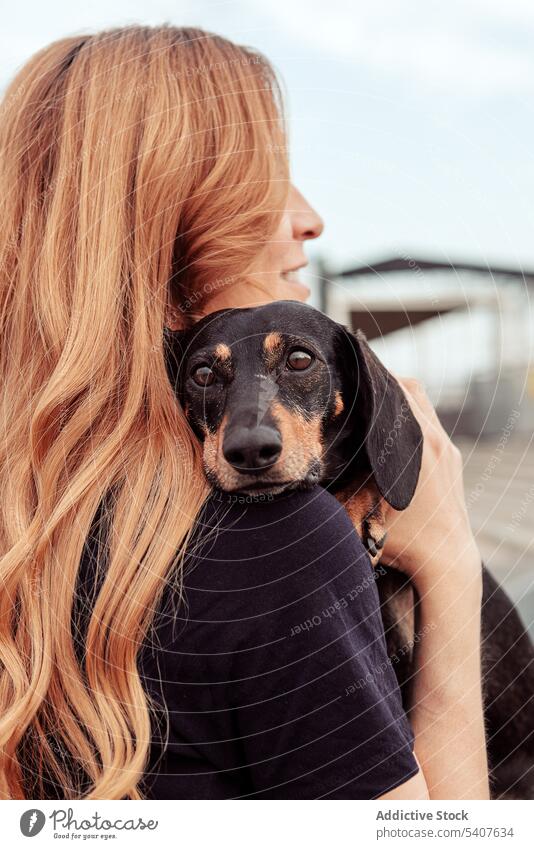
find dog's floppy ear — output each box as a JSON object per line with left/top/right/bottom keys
{"left": 163, "top": 327, "right": 189, "bottom": 402}
{"left": 337, "top": 325, "right": 423, "bottom": 510}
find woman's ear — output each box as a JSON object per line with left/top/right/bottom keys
{"left": 336, "top": 325, "right": 423, "bottom": 511}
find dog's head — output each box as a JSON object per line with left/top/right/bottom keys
{"left": 164, "top": 300, "right": 423, "bottom": 507}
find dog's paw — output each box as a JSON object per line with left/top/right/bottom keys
{"left": 362, "top": 513, "right": 388, "bottom": 567}
{"left": 334, "top": 481, "right": 388, "bottom": 568}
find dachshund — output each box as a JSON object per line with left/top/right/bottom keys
{"left": 164, "top": 299, "right": 534, "bottom": 800}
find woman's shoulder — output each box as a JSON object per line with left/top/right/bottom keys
{"left": 144, "top": 483, "right": 379, "bottom": 676}
{"left": 198, "top": 483, "right": 364, "bottom": 553}
{"left": 143, "top": 484, "right": 417, "bottom": 803}
{"left": 187, "top": 483, "right": 370, "bottom": 586}
{"left": 172, "top": 484, "right": 375, "bottom": 634}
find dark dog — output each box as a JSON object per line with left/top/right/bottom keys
{"left": 164, "top": 299, "right": 534, "bottom": 799}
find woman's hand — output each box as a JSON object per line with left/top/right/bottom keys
{"left": 379, "top": 376, "right": 482, "bottom": 597}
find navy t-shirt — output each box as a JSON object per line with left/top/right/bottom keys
{"left": 66, "top": 484, "right": 418, "bottom": 800}
{"left": 109, "top": 484, "right": 418, "bottom": 800}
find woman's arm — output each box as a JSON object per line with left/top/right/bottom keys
{"left": 377, "top": 377, "right": 489, "bottom": 800}
{"left": 381, "top": 567, "right": 486, "bottom": 800}
{"left": 380, "top": 761, "right": 429, "bottom": 799}
{"left": 408, "top": 563, "right": 487, "bottom": 799}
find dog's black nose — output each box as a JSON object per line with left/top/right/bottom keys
{"left": 223, "top": 425, "right": 282, "bottom": 473}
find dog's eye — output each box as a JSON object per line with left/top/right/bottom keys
{"left": 191, "top": 364, "right": 215, "bottom": 386}
{"left": 286, "top": 349, "right": 314, "bottom": 371}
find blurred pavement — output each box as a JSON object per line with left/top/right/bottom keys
{"left": 456, "top": 435, "right": 534, "bottom": 638}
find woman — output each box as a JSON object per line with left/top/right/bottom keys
{"left": 0, "top": 24, "right": 488, "bottom": 800}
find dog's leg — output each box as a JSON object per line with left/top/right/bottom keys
{"left": 479, "top": 566, "right": 534, "bottom": 800}
{"left": 380, "top": 564, "right": 534, "bottom": 800}
{"left": 335, "top": 478, "right": 388, "bottom": 567}
{"left": 375, "top": 567, "right": 416, "bottom": 705}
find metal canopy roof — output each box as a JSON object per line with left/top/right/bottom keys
{"left": 335, "top": 255, "right": 534, "bottom": 283}
{"left": 348, "top": 306, "right": 459, "bottom": 339}
{"left": 318, "top": 254, "right": 523, "bottom": 338}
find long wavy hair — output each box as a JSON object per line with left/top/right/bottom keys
{"left": 0, "top": 23, "right": 289, "bottom": 799}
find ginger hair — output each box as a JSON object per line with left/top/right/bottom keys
{"left": 0, "top": 23, "right": 288, "bottom": 798}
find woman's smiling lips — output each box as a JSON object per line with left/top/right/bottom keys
{"left": 280, "top": 263, "right": 308, "bottom": 286}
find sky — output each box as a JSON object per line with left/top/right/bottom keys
{"left": 3, "top": 0, "right": 534, "bottom": 273}
{"left": 3, "top": 3, "right": 534, "bottom": 621}
{"left": 2, "top": 1, "right": 534, "bottom": 398}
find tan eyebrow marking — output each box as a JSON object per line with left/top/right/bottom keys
{"left": 214, "top": 343, "right": 232, "bottom": 361}
{"left": 264, "top": 331, "right": 282, "bottom": 353}
{"left": 263, "top": 331, "right": 284, "bottom": 369}
{"left": 333, "top": 389, "right": 345, "bottom": 417}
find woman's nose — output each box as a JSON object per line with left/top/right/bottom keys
{"left": 289, "top": 185, "right": 324, "bottom": 241}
